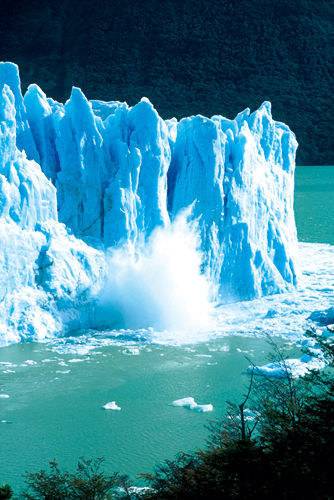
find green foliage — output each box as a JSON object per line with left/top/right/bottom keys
{"left": 22, "top": 457, "right": 129, "bottom": 500}
{"left": 0, "top": 484, "right": 12, "bottom": 500}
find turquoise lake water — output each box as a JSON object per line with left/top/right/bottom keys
{"left": 295, "top": 165, "right": 334, "bottom": 244}
{"left": 0, "top": 165, "right": 334, "bottom": 492}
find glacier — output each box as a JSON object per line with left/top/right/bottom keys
{"left": 0, "top": 62, "right": 298, "bottom": 345}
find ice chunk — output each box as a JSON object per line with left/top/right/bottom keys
{"left": 170, "top": 397, "right": 213, "bottom": 412}
{"left": 103, "top": 401, "right": 121, "bottom": 410}
{"left": 68, "top": 358, "right": 89, "bottom": 363}
{"left": 250, "top": 356, "right": 326, "bottom": 378}
{"left": 0, "top": 394, "right": 10, "bottom": 398}
{"left": 122, "top": 347, "right": 140, "bottom": 355}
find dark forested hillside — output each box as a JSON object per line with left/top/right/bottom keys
{"left": 0, "top": 0, "right": 333, "bottom": 164}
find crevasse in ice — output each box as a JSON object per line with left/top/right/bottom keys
{"left": 0, "top": 62, "right": 298, "bottom": 344}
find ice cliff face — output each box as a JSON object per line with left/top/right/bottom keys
{"left": 0, "top": 62, "right": 298, "bottom": 344}
{"left": 0, "top": 66, "right": 105, "bottom": 344}
{"left": 168, "top": 108, "right": 297, "bottom": 299}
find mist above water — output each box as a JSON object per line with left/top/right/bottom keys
{"left": 96, "top": 210, "right": 214, "bottom": 335}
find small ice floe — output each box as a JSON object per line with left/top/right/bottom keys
{"left": 243, "top": 408, "right": 260, "bottom": 421}
{"left": 219, "top": 345, "right": 230, "bottom": 352}
{"left": 0, "top": 394, "right": 10, "bottom": 398}
{"left": 68, "top": 358, "right": 89, "bottom": 363}
{"left": 120, "top": 486, "right": 152, "bottom": 496}
{"left": 24, "top": 360, "right": 37, "bottom": 366}
{"left": 103, "top": 401, "right": 121, "bottom": 411}
{"left": 55, "top": 370, "right": 71, "bottom": 374}
{"left": 122, "top": 347, "right": 140, "bottom": 356}
{"left": 228, "top": 408, "right": 260, "bottom": 422}
{"left": 170, "top": 397, "right": 213, "bottom": 413}
{"left": 249, "top": 355, "right": 326, "bottom": 379}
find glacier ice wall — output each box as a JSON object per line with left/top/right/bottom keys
{"left": 0, "top": 62, "right": 298, "bottom": 344}
{"left": 0, "top": 66, "right": 105, "bottom": 344}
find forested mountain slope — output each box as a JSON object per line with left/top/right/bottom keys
{"left": 0, "top": 0, "right": 333, "bottom": 164}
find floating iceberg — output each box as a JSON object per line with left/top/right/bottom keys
{"left": 250, "top": 354, "right": 326, "bottom": 379}
{"left": 103, "top": 401, "right": 121, "bottom": 411}
{"left": 0, "top": 62, "right": 298, "bottom": 344}
{"left": 170, "top": 397, "right": 213, "bottom": 412}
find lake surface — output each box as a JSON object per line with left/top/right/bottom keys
{"left": 1, "top": 165, "right": 334, "bottom": 493}
{"left": 295, "top": 165, "right": 334, "bottom": 244}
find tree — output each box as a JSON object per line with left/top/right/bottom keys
{"left": 22, "top": 458, "right": 129, "bottom": 499}
{"left": 0, "top": 484, "right": 12, "bottom": 500}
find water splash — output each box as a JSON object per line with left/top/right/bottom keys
{"left": 95, "top": 209, "right": 215, "bottom": 335}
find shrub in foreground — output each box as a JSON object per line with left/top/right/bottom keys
{"left": 0, "top": 484, "right": 12, "bottom": 500}
{"left": 22, "top": 458, "right": 130, "bottom": 500}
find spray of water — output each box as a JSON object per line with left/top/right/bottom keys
{"left": 95, "top": 209, "right": 214, "bottom": 336}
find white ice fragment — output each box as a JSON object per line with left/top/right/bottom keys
{"left": 0, "top": 394, "right": 10, "bottom": 398}
{"left": 170, "top": 397, "right": 213, "bottom": 412}
{"left": 122, "top": 347, "right": 140, "bottom": 356}
{"left": 103, "top": 401, "right": 121, "bottom": 410}
{"left": 68, "top": 358, "right": 89, "bottom": 363}
{"left": 250, "top": 356, "right": 326, "bottom": 379}
{"left": 219, "top": 345, "right": 230, "bottom": 352}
